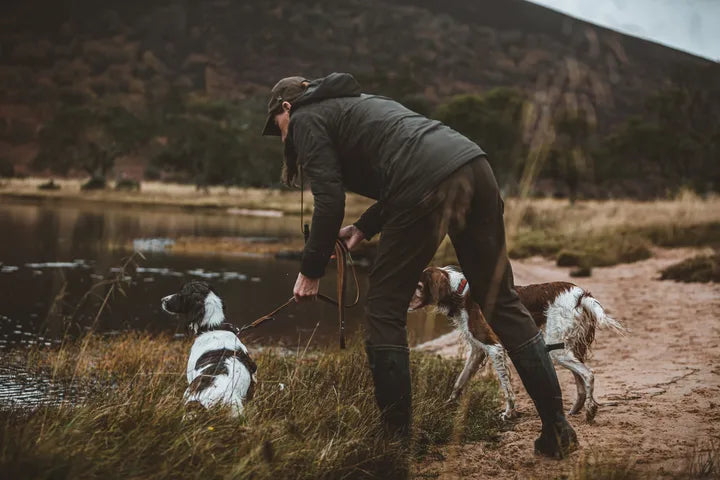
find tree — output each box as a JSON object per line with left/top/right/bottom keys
{"left": 550, "top": 109, "right": 594, "bottom": 202}
{"left": 33, "top": 105, "right": 150, "bottom": 181}
{"left": 434, "top": 88, "right": 527, "bottom": 189}
{"left": 596, "top": 64, "right": 720, "bottom": 194}
{"left": 148, "top": 94, "right": 284, "bottom": 190}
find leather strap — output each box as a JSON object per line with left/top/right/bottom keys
{"left": 238, "top": 172, "right": 359, "bottom": 348}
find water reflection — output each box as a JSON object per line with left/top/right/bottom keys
{"left": 0, "top": 199, "right": 450, "bottom": 348}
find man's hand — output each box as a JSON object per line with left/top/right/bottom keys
{"left": 338, "top": 224, "right": 366, "bottom": 251}
{"left": 293, "top": 272, "right": 320, "bottom": 302}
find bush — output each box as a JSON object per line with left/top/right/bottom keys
{"left": 556, "top": 250, "right": 584, "bottom": 267}
{"left": 570, "top": 265, "right": 592, "bottom": 277}
{"left": 37, "top": 179, "right": 60, "bottom": 190}
{"left": 660, "top": 253, "right": 720, "bottom": 283}
{"left": 81, "top": 176, "right": 107, "bottom": 190}
{"left": 115, "top": 178, "right": 141, "bottom": 191}
{"left": 509, "top": 230, "right": 562, "bottom": 259}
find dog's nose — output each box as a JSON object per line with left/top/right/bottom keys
{"left": 161, "top": 294, "right": 175, "bottom": 313}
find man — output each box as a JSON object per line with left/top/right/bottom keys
{"left": 262, "top": 72, "right": 577, "bottom": 458}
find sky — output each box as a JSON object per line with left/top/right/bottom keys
{"left": 527, "top": 0, "right": 720, "bottom": 61}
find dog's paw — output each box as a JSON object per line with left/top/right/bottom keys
{"left": 585, "top": 402, "right": 598, "bottom": 423}
{"left": 446, "top": 392, "right": 461, "bottom": 404}
{"left": 500, "top": 409, "right": 519, "bottom": 421}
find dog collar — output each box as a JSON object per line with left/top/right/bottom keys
{"left": 196, "top": 322, "right": 242, "bottom": 337}
{"left": 456, "top": 278, "right": 468, "bottom": 295}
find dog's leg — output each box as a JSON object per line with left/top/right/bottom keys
{"left": 554, "top": 352, "right": 597, "bottom": 422}
{"left": 568, "top": 372, "right": 587, "bottom": 415}
{"left": 449, "top": 343, "right": 486, "bottom": 402}
{"left": 487, "top": 344, "right": 518, "bottom": 420}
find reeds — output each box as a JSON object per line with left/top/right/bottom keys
{"left": 0, "top": 334, "right": 502, "bottom": 479}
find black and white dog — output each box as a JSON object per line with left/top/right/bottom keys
{"left": 161, "top": 281, "right": 256, "bottom": 417}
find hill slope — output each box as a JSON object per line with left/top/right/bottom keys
{"left": 0, "top": 0, "right": 715, "bottom": 178}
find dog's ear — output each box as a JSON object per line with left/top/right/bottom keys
{"left": 189, "top": 294, "right": 206, "bottom": 329}
{"left": 423, "top": 268, "right": 451, "bottom": 304}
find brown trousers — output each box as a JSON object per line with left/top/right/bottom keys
{"left": 365, "top": 157, "right": 539, "bottom": 351}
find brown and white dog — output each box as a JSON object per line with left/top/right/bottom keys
{"left": 408, "top": 266, "right": 626, "bottom": 422}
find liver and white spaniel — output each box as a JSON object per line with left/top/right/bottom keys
{"left": 162, "top": 281, "right": 256, "bottom": 417}
{"left": 409, "top": 266, "right": 625, "bottom": 422}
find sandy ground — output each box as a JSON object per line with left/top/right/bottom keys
{"left": 415, "top": 248, "right": 720, "bottom": 479}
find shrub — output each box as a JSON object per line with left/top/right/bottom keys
{"left": 660, "top": 253, "right": 720, "bottom": 283}
{"left": 115, "top": 178, "right": 141, "bottom": 191}
{"left": 37, "top": 179, "right": 60, "bottom": 190}
{"left": 509, "top": 230, "right": 562, "bottom": 259}
{"left": 81, "top": 176, "right": 107, "bottom": 190}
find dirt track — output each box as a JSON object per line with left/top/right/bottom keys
{"left": 416, "top": 248, "right": 720, "bottom": 479}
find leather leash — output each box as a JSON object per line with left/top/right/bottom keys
{"left": 238, "top": 239, "right": 359, "bottom": 347}
{"left": 238, "top": 167, "right": 359, "bottom": 348}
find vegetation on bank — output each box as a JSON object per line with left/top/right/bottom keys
{"left": 2, "top": 333, "right": 717, "bottom": 479}
{"left": 660, "top": 252, "right": 720, "bottom": 283}
{"left": 438, "top": 193, "right": 720, "bottom": 269}
{"left": 2, "top": 64, "right": 717, "bottom": 198}
{"left": 0, "top": 333, "right": 502, "bottom": 479}
{"left": 2, "top": 181, "right": 717, "bottom": 270}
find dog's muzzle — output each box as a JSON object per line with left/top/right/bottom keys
{"left": 161, "top": 294, "right": 177, "bottom": 315}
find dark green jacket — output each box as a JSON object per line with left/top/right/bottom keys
{"left": 286, "top": 73, "right": 485, "bottom": 278}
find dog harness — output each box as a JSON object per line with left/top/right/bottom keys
{"left": 191, "top": 324, "right": 258, "bottom": 400}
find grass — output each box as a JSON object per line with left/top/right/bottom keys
{"left": 567, "top": 442, "right": 720, "bottom": 480}
{"left": 468, "top": 192, "right": 719, "bottom": 269}
{"left": 0, "top": 333, "right": 503, "bottom": 480}
{"left": 660, "top": 252, "right": 720, "bottom": 283}
{"left": 4, "top": 177, "right": 720, "bottom": 268}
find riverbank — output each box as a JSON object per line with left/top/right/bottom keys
{"left": 3, "top": 178, "right": 719, "bottom": 269}
{"left": 0, "top": 177, "right": 375, "bottom": 217}
{"left": 1, "top": 248, "right": 717, "bottom": 479}
{"left": 0, "top": 334, "right": 501, "bottom": 479}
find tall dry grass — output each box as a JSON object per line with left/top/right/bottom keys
{"left": 435, "top": 191, "right": 720, "bottom": 268}
{"left": 0, "top": 333, "right": 503, "bottom": 479}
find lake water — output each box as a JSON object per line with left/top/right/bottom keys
{"left": 0, "top": 198, "right": 450, "bottom": 351}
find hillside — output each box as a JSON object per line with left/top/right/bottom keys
{"left": 0, "top": 0, "right": 716, "bottom": 190}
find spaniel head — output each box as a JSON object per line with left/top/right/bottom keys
{"left": 408, "top": 266, "right": 464, "bottom": 315}
{"left": 161, "top": 280, "right": 225, "bottom": 334}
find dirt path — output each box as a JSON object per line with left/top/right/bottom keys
{"left": 415, "top": 248, "right": 720, "bottom": 479}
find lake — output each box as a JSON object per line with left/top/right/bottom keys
{"left": 0, "top": 198, "right": 450, "bottom": 350}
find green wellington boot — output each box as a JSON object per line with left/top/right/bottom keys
{"left": 365, "top": 344, "right": 412, "bottom": 439}
{"left": 507, "top": 333, "right": 578, "bottom": 459}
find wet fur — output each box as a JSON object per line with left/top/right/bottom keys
{"left": 409, "top": 266, "right": 626, "bottom": 422}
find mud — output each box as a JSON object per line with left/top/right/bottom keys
{"left": 416, "top": 248, "right": 720, "bottom": 479}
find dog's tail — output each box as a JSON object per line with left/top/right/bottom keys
{"left": 578, "top": 293, "right": 627, "bottom": 335}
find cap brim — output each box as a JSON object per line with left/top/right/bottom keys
{"left": 262, "top": 114, "right": 281, "bottom": 136}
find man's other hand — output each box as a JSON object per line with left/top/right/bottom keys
{"left": 338, "top": 225, "right": 365, "bottom": 251}
{"left": 293, "top": 273, "right": 320, "bottom": 302}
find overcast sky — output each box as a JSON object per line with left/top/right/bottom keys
{"left": 527, "top": 0, "right": 720, "bottom": 61}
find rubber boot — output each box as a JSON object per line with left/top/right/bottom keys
{"left": 507, "top": 332, "right": 578, "bottom": 459}
{"left": 365, "top": 344, "right": 412, "bottom": 439}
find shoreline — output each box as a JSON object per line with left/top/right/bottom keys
{"left": 0, "top": 178, "right": 375, "bottom": 217}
